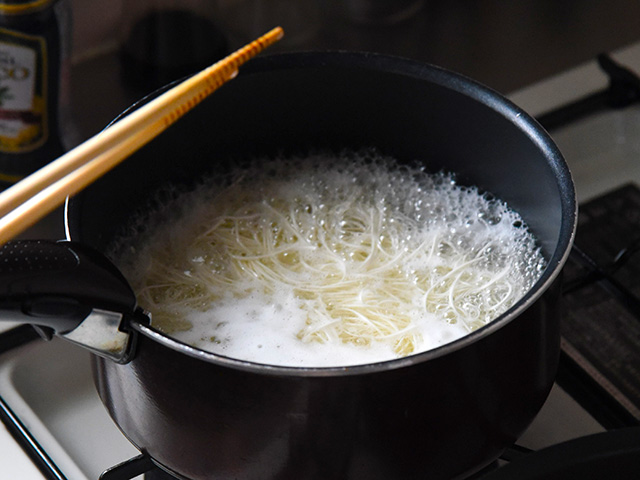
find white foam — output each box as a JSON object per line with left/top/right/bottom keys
{"left": 113, "top": 152, "right": 546, "bottom": 367}
{"left": 172, "top": 286, "right": 471, "bottom": 367}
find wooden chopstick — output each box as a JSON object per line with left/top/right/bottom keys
{"left": 0, "top": 26, "right": 284, "bottom": 245}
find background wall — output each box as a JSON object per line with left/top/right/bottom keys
{"left": 66, "top": 0, "right": 640, "bottom": 142}
{"left": 69, "top": 0, "right": 123, "bottom": 61}
{"left": 68, "top": 0, "right": 640, "bottom": 94}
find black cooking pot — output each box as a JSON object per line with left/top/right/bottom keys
{"left": 1, "top": 52, "right": 576, "bottom": 480}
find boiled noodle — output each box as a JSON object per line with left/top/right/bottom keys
{"left": 112, "top": 151, "right": 546, "bottom": 367}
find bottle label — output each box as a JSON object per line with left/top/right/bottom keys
{"left": 0, "top": 27, "right": 47, "bottom": 153}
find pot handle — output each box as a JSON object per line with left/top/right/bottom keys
{"left": 0, "top": 240, "right": 146, "bottom": 363}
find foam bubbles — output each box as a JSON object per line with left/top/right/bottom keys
{"left": 113, "top": 151, "right": 546, "bottom": 367}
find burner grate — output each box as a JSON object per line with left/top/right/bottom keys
{"left": 98, "top": 454, "right": 180, "bottom": 480}
{"left": 559, "top": 183, "right": 640, "bottom": 427}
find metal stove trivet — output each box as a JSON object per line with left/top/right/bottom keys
{"left": 558, "top": 184, "right": 640, "bottom": 428}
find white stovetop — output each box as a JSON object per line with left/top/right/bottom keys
{"left": 0, "top": 338, "right": 604, "bottom": 480}
{"left": 511, "top": 41, "right": 640, "bottom": 204}
{"left": 4, "top": 41, "right": 640, "bottom": 479}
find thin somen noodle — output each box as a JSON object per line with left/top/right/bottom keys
{"left": 112, "top": 151, "right": 546, "bottom": 367}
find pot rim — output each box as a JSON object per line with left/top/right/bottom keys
{"left": 68, "top": 50, "right": 577, "bottom": 376}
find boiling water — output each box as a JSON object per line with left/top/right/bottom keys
{"left": 113, "top": 152, "right": 546, "bottom": 367}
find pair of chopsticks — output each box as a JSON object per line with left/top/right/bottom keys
{"left": 0, "top": 26, "right": 284, "bottom": 246}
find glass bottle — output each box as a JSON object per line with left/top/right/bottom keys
{"left": 0, "top": 0, "right": 72, "bottom": 189}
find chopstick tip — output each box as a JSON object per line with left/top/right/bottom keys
{"left": 273, "top": 26, "right": 285, "bottom": 40}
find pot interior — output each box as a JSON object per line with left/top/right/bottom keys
{"left": 66, "top": 51, "right": 575, "bottom": 340}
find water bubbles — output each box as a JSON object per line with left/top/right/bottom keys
{"left": 478, "top": 209, "right": 502, "bottom": 226}
{"left": 443, "top": 311, "right": 457, "bottom": 324}
{"left": 437, "top": 241, "right": 453, "bottom": 256}
{"left": 114, "top": 149, "right": 546, "bottom": 366}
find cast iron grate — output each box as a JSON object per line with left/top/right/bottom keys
{"left": 557, "top": 184, "right": 640, "bottom": 428}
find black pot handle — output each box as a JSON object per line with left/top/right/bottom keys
{"left": 0, "top": 240, "right": 144, "bottom": 363}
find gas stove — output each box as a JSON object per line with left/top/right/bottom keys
{"left": 2, "top": 41, "right": 640, "bottom": 480}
